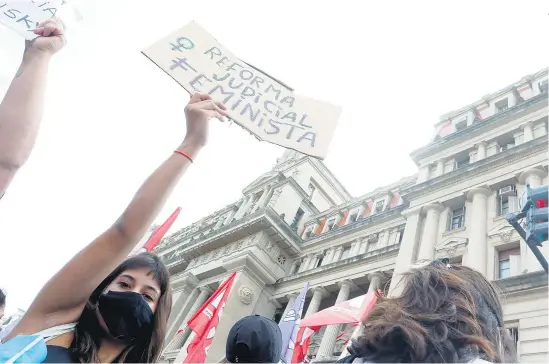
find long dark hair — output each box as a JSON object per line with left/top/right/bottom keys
{"left": 349, "top": 261, "right": 517, "bottom": 363}
{"left": 70, "top": 252, "right": 172, "bottom": 363}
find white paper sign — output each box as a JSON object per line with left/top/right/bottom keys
{"left": 0, "top": 0, "right": 71, "bottom": 40}
{"left": 142, "top": 21, "right": 342, "bottom": 160}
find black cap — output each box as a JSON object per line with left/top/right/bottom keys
{"left": 226, "top": 315, "right": 282, "bottom": 363}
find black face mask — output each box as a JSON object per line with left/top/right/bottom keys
{"left": 98, "top": 291, "right": 154, "bottom": 341}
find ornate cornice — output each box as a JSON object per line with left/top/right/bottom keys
{"left": 410, "top": 93, "right": 547, "bottom": 164}
{"left": 402, "top": 135, "right": 548, "bottom": 201}
{"left": 493, "top": 270, "right": 548, "bottom": 295}
{"left": 437, "top": 68, "right": 547, "bottom": 123}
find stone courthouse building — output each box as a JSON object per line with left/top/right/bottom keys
{"left": 156, "top": 68, "right": 549, "bottom": 363}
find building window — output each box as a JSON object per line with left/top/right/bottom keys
{"left": 348, "top": 208, "right": 360, "bottom": 224}
{"left": 368, "top": 241, "right": 378, "bottom": 251}
{"left": 495, "top": 98, "right": 509, "bottom": 112}
{"left": 307, "top": 183, "right": 316, "bottom": 199}
{"left": 539, "top": 79, "right": 548, "bottom": 93}
{"left": 315, "top": 256, "right": 324, "bottom": 267}
{"left": 374, "top": 200, "right": 385, "bottom": 213}
{"left": 448, "top": 207, "right": 465, "bottom": 231}
{"left": 500, "top": 142, "right": 515, "bottom": 152}
{"left": 514, "top": 132, "right": 524, "bottom": 145}
{"left": 340, "top": 247, "right": 351, "bottom": 260}
{"left": 497, "top": 186, "right": 517, "bottom": 216}
{"left": 455, "top": 119, "right": 467, "bottom": 131}
{"left": 292, "top": 261, "right": 301, "bottom": 274}
{"left": 508, "top": 327, "right": 519, "bottom": 352}
{"left": 291, "top": 208, "right": 305, "bottom": 230}
{"left": 325, "top": 218, "right": 337, "bottom": 232}
{"left": 273, "top": 309, "right": 283, "bottom": 324}
{"left": 455, "top": 156, "right": 470, "bottom": 169}
{"left": 303, "top": 226, "right": 314, "bottom": 239}
{"left": 498, "top": 248, "right": 520, "bottom": 279}
{"left": 397, "top": 225, "right": 405, "bottom": 243}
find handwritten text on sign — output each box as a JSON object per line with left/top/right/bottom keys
{"left": 0, "top": 0, "right": 70, "bottom": 40}
{"left": 142, "top": 22, "right": 341, "bottom": 159}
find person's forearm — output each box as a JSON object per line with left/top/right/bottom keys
{"left": 0, "top": 49, "right": 51, "bottom": 190}
{"left": 113, "top": 141, "right": 201, "bottom": 243}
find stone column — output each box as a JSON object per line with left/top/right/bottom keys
{"left": 223, "top": 208, "right": 237, "bottom": 226}
{"left": 435, "top": 160, "right": 445, "bottom": 177}
{"left": 307, "top": 254, "right": 319, "bottom": 270}
{"left": 519, "top": 168, "right": 547, "bottom": 188}
{"left": 299, "top": 256, "right": 310, "bottom": 272}
{"left": 233, "top": 195, "right": 253, "bottom": 220}
{"left": 350, "top": 240, "right": 361, "bottom": 257}
{"left": 388, "top": 207, "right": 422, "bottom": 297}
{"left": 341, "top": 273, "right": 385, "bottom": 358}
{"left": 282, "top": 293, "right": 298, "bottom": 318}
{"left": 167, "top": 286, "right": 212, "bottom": 351}
{"left": 323, "top": 248, "right": 335, "bottom": 265}
{"left": 522, "top": 122, "right": 534, "bottom": 142}
{"left": 476, "top": 142, "right": 487, "bottom": 161}
{"left": 305, "top": 287, "right": 328, "bottom": 317}
{"left": 165, "top": 274, "right": 199, "bottom": 343}
{"left": 358, "top": 239, "right": 368, "bottom": 255}
{"left": 317, "top": 281, "right": 353, "bottom": 359}
{"left": 416, "top": 203, "right": 444, "bottom": 262}
{"left": 465, "top": 187, "right": 492, "bottom": 276}
{"left": 259, "top": 185, "right": 273, "bottom": 207}
{"left": 378, "top": 231, "right": 390, "bottom": 249}
{"left": 417, "top": 165, "right": 430, "bottom": 183}
{"left": 332, "top": 247, "right": 343, "bottom": 263}
{"left": 252, "top": 185, "right": 273, "bottom": 212}
{"left": 289, "top": 260, "right": 300, "bottom": 275}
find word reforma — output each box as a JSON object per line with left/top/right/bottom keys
{"left": 168, "top": 39, "right": 316, "bottom": 148}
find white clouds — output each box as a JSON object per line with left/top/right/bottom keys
{"left": 0, "top": 0, "right": 547, "bottom": 314}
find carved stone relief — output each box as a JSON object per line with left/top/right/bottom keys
{"left": 238, "top": 285, "right": 254, "bottom": 305}
{"left": 435, "top": 237, "right": 469, "bottom": 259}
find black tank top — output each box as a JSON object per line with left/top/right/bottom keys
{"left": 43, "top": 345, "right": 121, "bottom": 363}
{"left": 43, "top": 345, "right": 72, "bottom": 363}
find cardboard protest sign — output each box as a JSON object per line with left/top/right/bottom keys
{"left": 142, "top": 21, "right": 341, "bottom": 160}
{"left": 0, "top": 0, "right": 72, "bottom": 40}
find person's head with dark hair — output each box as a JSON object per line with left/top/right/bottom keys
{"left": 70, "top": 252, "right": 172, "bottom": 363}
{"left": 349, "top": 260, "right": 517, "bottom": 363}
{"left": 0, "top": 288, "right": 6, "bottom": 320}
{"left": 225, "top": 315, "right": 282, "bottom": 363}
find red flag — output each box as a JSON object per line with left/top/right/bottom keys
{"left": 291, "top": 327, "right": 317, "bottom": 363}
{"left": 299, "top": 290, "right": 379, "bottom": 328}
{"left": 183, "top": 272, "right": 237, "bottom": 364}
{"left": 336, "top": 323, "right": 358, "bottom": 346}
{"left": 129, "top": 207, "right": 182, "bottom": 256}
{"left": 143, "top": 207, "right": 181, "bottom": 251}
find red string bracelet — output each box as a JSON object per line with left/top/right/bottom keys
{"left": 174, "top": 149, "right": 194, "bottom": 163}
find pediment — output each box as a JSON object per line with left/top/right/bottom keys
{"left": 488, "top": 224, "right": 515, "bottom": 242}
{"left": 242, "top": 172, "right": 280, "bottom": 193}
{"left": 435, "top": 237, "right": 469, "bottom": 259}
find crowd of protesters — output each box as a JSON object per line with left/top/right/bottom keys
{"left": 0, "top": 20, "right": 519, "bottom": 364}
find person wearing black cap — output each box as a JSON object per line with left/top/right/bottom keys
{"left": 221, "top": 315, "right": 283, "bottom": 363}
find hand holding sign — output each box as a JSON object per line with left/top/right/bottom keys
{"left": 26, "top": 19, "right": 66, "bottom": 56}
{"left": 183, "top": 93, "right": 228, "bottom": 148}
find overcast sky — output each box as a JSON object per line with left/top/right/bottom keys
{"left": 0, "top": 0, "right": 547, "bottom": 314}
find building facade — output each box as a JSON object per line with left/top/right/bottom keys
{"left": 155, "top": 69, "right": 549, "bottom": 363}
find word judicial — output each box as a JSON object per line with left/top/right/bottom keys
{"left": 143, "top": 22, "right": 341, "bottom": 159}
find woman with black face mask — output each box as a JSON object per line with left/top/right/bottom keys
{"left": 4, "top": 92, "right": 229, "bottom": 363}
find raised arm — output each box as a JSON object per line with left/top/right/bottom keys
{"left": 9, "top": 93, "right": 228, "bottom": 336}
{"left": 0, "top": 20, "right": 66, "bottom": 200}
